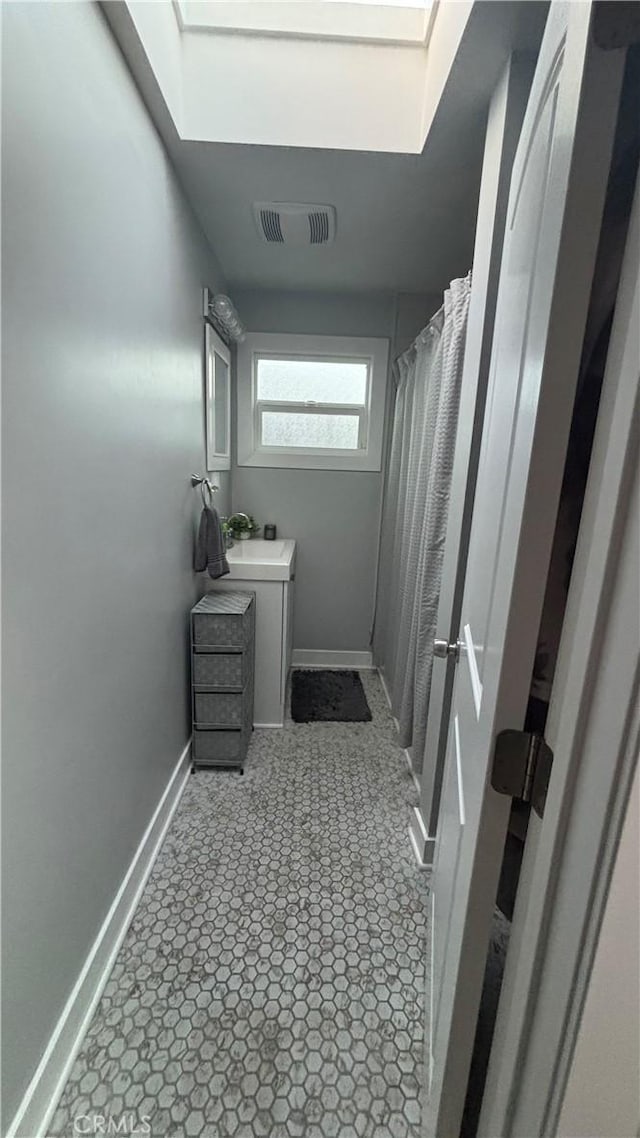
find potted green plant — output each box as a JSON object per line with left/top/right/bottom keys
{"left": 228, "top": 512, "right": 260, "bottom": 541}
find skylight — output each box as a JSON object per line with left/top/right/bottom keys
{"left": 321, "top": 0, "right": 429, "bottom": 6}
{"left": 129, "top": 0, "right": 462, "bottom": 152}
{"left": 176, "top": 1, "right": 434, "bottom": 45}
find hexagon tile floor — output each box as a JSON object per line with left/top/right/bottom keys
{"left": 49, "top": 671, "right": 430, "bottom": 1138}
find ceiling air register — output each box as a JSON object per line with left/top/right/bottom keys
{"left": 253, "top": 202, "right": 337, "bottom": 247}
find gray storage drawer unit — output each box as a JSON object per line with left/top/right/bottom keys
{"left": 190, "top": 591, "right": 255, "bottom": 769}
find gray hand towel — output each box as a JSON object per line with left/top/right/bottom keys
{"left": 194, "top": 506, "right": 230, "bottom": 579}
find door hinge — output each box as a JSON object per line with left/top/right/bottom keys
{"left": 491, "top": 729, "right": 554, "bottom": 819}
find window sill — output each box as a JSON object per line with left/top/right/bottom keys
{"left": 236, "top": 449, "right": 383, "bottom": 472}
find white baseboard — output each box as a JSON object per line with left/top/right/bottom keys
{"left": 409, "top": 806, "right": 435, "bottom": 868}
{"left": 409, "top": 823, "right": 427, "bottom": 868}
{"left": 378, "top": 671, "right": 422, "bottom": 793}
{"left": 292, "top": 649, "right": 374, "bottom": 669}
{"left": 8, "top": 740, "right": 193, "bottom": 1138}
{"left": 378, "top": 666, "right": 393, "bottom": 711}
{"left": 379, "top": 670, "right": 426, "bottom": 849}
{"left": 403, "top": 748, "right": 421, "bottom": 795}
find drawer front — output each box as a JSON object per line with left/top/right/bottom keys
{"left": 192, "top": 652, "right": 246, "bottom": 689}
{"left": 193, "top": 729, "right": 247, "bottom": 765}
{"left": 194, "top": 691, "right": 245, "bottom": 727}
{"left": 192, "top": 609, "right": 253, "bottom": 649}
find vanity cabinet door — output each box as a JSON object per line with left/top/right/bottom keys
{"left": 205, "top": 579, "right": 286, "bottom": 727}
{"left": 281, "top": 580, "right": 295, "bottom": 710}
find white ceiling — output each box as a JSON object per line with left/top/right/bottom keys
{"left": 106, "top": 0, "right": 548, "bottom": 296}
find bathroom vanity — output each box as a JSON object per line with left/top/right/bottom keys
{"left": 206, "top": 538, "right": 296, "bottom": 727}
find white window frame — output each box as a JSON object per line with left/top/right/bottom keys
{"left": 236, "top": 332, "right": 389, "bottom": 471}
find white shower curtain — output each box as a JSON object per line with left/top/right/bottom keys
{"left": 375, "top": 274, "right": 471, "bottom": 774}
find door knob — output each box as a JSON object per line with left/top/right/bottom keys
{"left": 433, "top": 638, "right": 460, "bottom": 661}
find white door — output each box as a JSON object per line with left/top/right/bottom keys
{"left": 480, "top": 164, "right": 640, "bottom": 1138}
{"left": 417, "top": 53, "right": 532, "bottom": 854}
{"left": 426, "top": 4, "right": 625, "bottom": 1135}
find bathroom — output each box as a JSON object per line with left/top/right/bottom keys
{"left": 194, "top": 287, "right": 443, "bottom": 736}
{"left": 3, "top": 3, "right": 640, "bottom": 1138}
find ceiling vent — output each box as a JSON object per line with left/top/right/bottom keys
{"left": 253, "top": 202, "right": 336, "bottom": 247}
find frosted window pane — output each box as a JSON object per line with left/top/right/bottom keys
{"left": 257, "top": 358, "right": 368, "bottom": 404}
{"left": 261, "top": 412, "right": 360, "bottom": 450}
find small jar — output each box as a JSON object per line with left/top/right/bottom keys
{"left": 264, "top": 524, "right": 277, "bottom": 541}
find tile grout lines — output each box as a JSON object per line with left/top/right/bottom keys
{"left": 50, "top": 672, "right": 430, "bottom": 1138}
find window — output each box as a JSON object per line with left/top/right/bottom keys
{"left": 237, "top": 333, "right": 389, "bottom": 470}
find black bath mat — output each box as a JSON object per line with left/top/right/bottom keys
{"left": 291, "top": 669, "right": 372, "bottom": 723}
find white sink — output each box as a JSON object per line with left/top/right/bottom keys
{"left": 226, "top": 538, "right": 296, "bottom": 581}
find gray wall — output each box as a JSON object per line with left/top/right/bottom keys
{"left": 231, "top": 289, "right": 438, "bottom": 652}
{"left": 1, "top": 3, "right": 226, "bottom": 1126}
{"left": 231, "top": 289, "right": 394, "bottom": 652}
{"left": 394, "top": 292, "right": 442, "bottom": 357}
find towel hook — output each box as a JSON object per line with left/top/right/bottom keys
{"left": 190, "top": 474, "right": 219, "bottom": 509}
